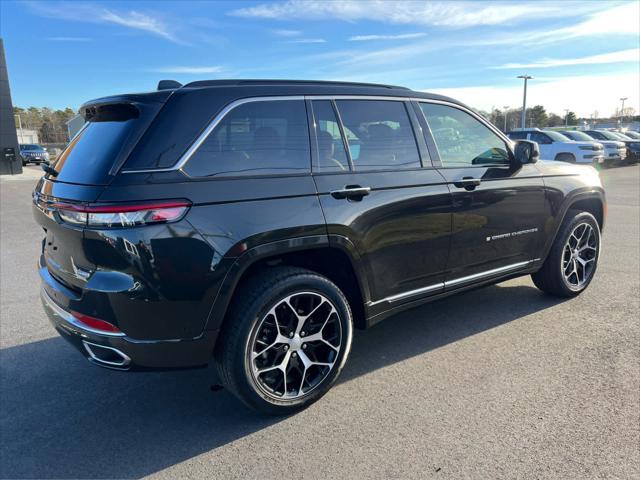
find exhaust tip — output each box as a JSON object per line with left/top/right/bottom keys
{"left": 82, "top": 341, "right": 131, "bottom": 369}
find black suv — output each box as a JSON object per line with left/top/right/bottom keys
{"left": 20, "top": 144, "right": 50, "bottom": 165}
{"left": 34, "top": 80, "right": 605, "bottom": 414}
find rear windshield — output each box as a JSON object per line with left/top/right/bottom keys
{"left": 50, "top": 101, "right": 163, "bottom": 185}
{"left": 21, "top": 144, "right": 43, "bottom": 150}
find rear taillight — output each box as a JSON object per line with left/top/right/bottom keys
{"left": 54, "top": 200, "right": 191, "bottom": 228}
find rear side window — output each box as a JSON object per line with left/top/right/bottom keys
{"left": 421, "top": 103, "right": 510, "bottom": 167}
{"left": 311, "top": 100, "right": 349, "bottom": 172}
{"left": 529, "top": 132, "right": 551, "bottom": 144}
{"left": 334, "top": 100, "right": 421, "bottom": 171}
{"left": 508, "top": 131, "right": 527, "bottom": 140}
{"left": 184, "top": 100, "right": 310, "bottom": 177}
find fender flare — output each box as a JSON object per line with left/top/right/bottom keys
{"left": 203, "top": 234, "right": 371, "bottom": 333}
{"left": 539, "top": 189, "right": 605, "bottom": 264}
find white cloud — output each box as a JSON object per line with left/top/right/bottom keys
{"left": 428, "top": 72, "right": 640, "bottom": 118}
{"left": 26, "top": 1, "right": 179, "bottom": 43}
{"left": 229, "top": 0, "right": 605, "bottom": 27}
{"left": 287, "top": 38, "right": 326, "bottom": 43}
{"left": 271, "top": 29, "right": 302, "bottom": 36}
{"left": 46, "top": 36, "right": 93, "bottom": 42}
{"left": 349, "top": 33, "right": 426, "bottom": 41}
{"left": 150, "top": 66, "right": 224, "bottom": 74}
{"left": 494, "top": 49, "right": 640, "bottom": 69}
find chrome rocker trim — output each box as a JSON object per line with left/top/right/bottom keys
{"left": 368, "top": 259, "right": 538, "bottom": 307}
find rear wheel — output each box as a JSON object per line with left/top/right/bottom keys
{"left": 215, "top": 267, "right": 353, "bottom": 415}
{"left": 532, "top": 211, "right": 600, "bottom": 297}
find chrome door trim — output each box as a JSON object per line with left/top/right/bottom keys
{"left": 367, "top": 282, "right": 444, "bottom": 307}
{"left": 443, "top": 260, "right": 535, "bottom": 288}
{"left": 367, "top": 259, "right": 538, "bottom": 307}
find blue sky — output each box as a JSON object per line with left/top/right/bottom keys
{"left": 1, "top": 0, "right": 638, "bottom": 117}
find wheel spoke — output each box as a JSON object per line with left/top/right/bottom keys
{"left": 250, "top": 291, "right": 344, "bottom": 401}
{"left": 562, "top": 222, "right": 598, "bottom": 288}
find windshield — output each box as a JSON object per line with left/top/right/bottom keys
{"left": 622, "top": 130, "right": 640, "bottom": 139}
{"left": 591, "top": 130, "right": 621, "bottom": 141}
{"left": 20, "top": 144, "right": 43, "bottom": 151}
{"left": 561, "top": 131, "right": 593, "bottom": 141}
{"left": 543, "top": 130, "right": 571, "bottom": 142}
{"left": 610, "top": 131, "right": 631, "bottom": 140}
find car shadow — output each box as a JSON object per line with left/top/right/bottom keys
{"left": 0, "top": 283, "right": 565, "bottom": 479}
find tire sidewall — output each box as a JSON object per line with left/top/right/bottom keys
{"left": 557, "top": 212, "right": 601, "bottom": 294}
{"left": 234, "top": 273, "right": 353, "bottom": 413}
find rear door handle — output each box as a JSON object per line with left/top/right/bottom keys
{"left": 330, "top": 185, "right": 371, "bottom": 200}
{"left": 453, "top": 177, "right": 481, "bottom": 191}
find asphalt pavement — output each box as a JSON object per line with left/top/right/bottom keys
{"left": 1, "top": 164, "right": 638, "bottom": 479}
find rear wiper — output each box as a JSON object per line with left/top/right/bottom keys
{"left": 41, "top": 162, "right": 58, "bottom": 177}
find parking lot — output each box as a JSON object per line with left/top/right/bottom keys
{"left": 1, "top": 164, "right": 638, "bottom": 479}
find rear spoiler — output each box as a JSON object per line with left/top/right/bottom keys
{"left": 157, "top": 80, "right": 182, "bottom": 90}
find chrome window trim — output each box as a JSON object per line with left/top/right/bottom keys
{"left": 367, "top": 259, "right": 538, "bottom": 307}
{"left": 120, "top": 94, "right": 483, "bottom": 175}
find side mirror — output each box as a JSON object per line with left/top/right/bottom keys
{"left": 513, "top": 140, "right": 539, "bottom": 165}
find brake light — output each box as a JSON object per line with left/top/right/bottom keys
{"left": 71, "top": 311, "right": 123, "bottom": 335}
{"left": 54, "top": 200, "right": 191, "bottom": 228}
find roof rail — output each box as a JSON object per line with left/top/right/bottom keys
{"left": 182, "top": 79, "right": 410, "bottom": 90}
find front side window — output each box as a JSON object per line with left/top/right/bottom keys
{"left": 311, "top": 100, "right": 349, "bottom": 172}
{"left": 334, "top": 100, "right": 421, "bottom": 171}
{"left": 184, "top": 100, "right": 310, "bottom": 177}
{"left": 420, "top": 103, "right": 510, "bottom": 167}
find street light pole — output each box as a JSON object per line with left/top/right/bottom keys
{"left": 502, "top": 105, "right": 509, "bottom": 132}
{"left": 620, "top": 97, "right": 628, "bottom": 123}
{"left": 517, "top": 75, "right": 532, "bottom": 129}
{"left": 564, "top": 109, "right": 569, "bottom": 127}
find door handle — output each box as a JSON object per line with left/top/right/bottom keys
{"left": 330, "top": 185, "right": 371, "bottom": 200}
{"left": 453, "top": 177, "right": 481, "bottom": 191}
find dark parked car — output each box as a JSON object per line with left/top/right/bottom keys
{"left": 34, "top": 80, "right": 606, "bottom": 414}
{"left": 584, "top": 130, "right": 640, "bottom": 163}
{"left": 19, "top": 143, "right": 49, "bottom": 165}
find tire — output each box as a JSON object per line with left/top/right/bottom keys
{"left": 532, "top": 211, "right": 601, "bottom": 297}
{"left": 215, "top": 266, "right": 353, "bottom": 415}
{"left": 555, "top": 153, "right": 576, "bottom": 163}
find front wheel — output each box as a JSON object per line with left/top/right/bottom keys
{"left": 215, "top": 267, "right": 353, "bottom": 415}
{"left": 532, "top": 211, "right": 601, "bottom": 297}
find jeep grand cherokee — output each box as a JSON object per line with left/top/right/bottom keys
{"left": 34, "top": 79, "right": 605, "bottom": 414}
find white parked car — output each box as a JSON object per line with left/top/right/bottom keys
{"left": 507, "top": 128, "right": 604, "bottom": 165}
{"left": 560, "top": 130, "right": 626, "bottom": 166}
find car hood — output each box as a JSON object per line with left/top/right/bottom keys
{"left": 596, "top": 140, "right": 625, "bottom": 148}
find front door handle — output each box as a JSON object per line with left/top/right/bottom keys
{"left": 453, "top": 177, "right": 481, "bottom": 191}
{"left": 330, "top": 185, "right": 371, "bottom": 200}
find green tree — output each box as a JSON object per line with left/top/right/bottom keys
{"left": 547, "top": 113, "right": 563, "bottom": 127}
{"left": 566, "top": 111, "right": 578, "bottom": 125}
{"left": 528, "top": 105, "right": 548, "bottom": 128}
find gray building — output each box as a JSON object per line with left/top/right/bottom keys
{"left": 0, "top": 38, "right": 22, "bottom": 175}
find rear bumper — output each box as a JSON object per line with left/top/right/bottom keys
{"left": 40, "top": 282, "right": 218, "bottom": 371}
